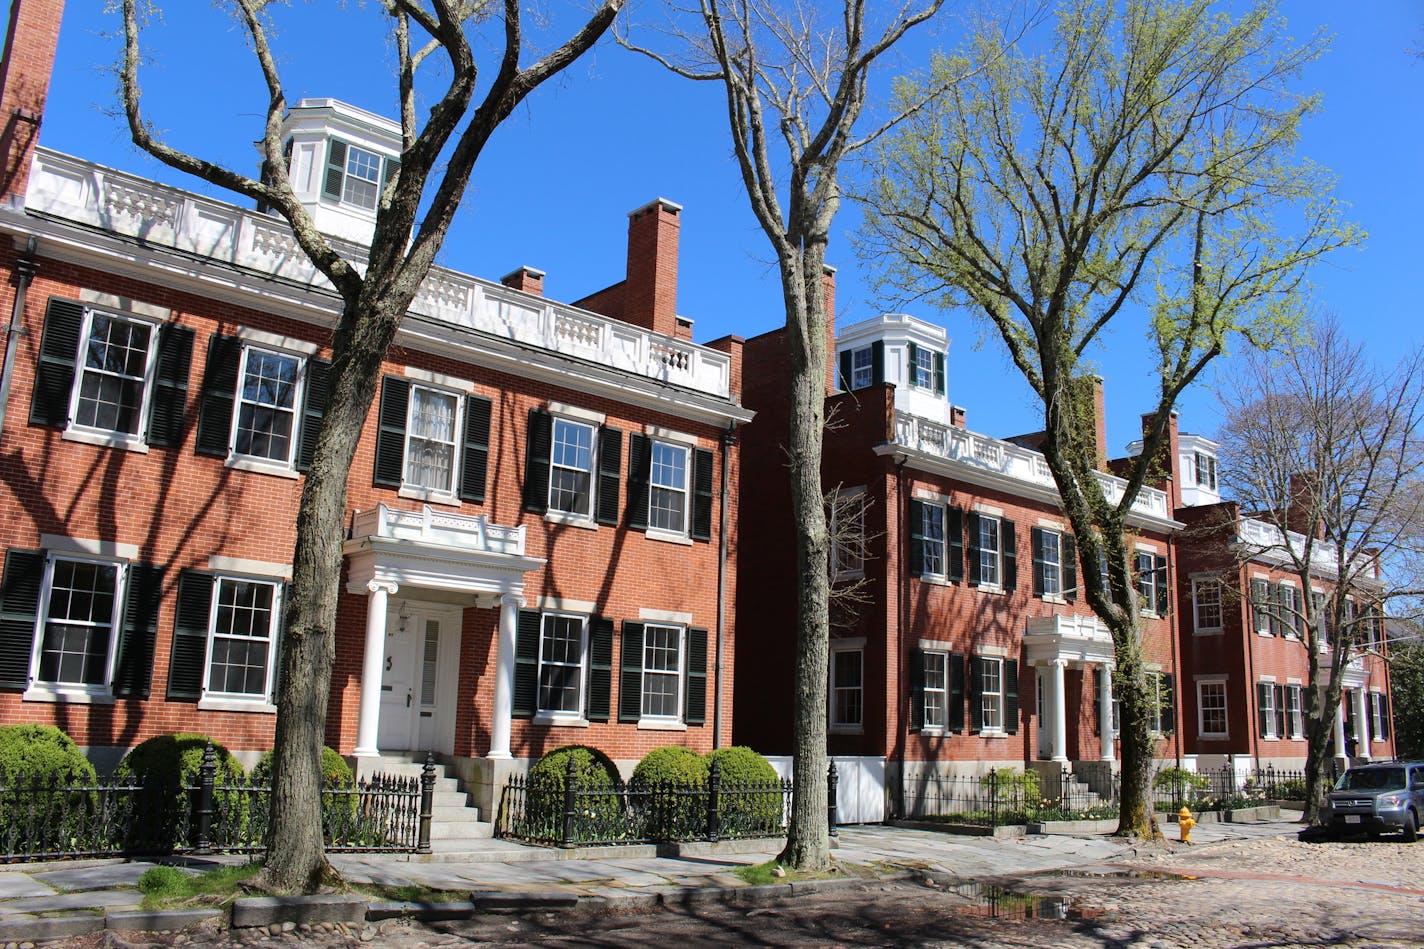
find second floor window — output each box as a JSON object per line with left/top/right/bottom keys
{"left": 831, "top": 489, "right": 865, "bottom": 577}
{"left": 921, "top": 504, "right": 945, "bottom": 577}
{"left": 73, "top": 311, "right": 155, "bottom": 436}
{"left": 1032, "top": 527, "right": 1073, "bottom": 599}
{"left": 1135, "top": 552, "right": 1168, "bottom": 615}
{"left": 1193, "top": 578, "right": 1223, "bottom": 630}
{"left": 549, "top": 418, "right": 595, "bottom": 517}
{"left": 234, "top": 347, "right": 301, "bottom": 464}
{"left": 977, "top": 516, "right": 1001, "bottom": 587}
{"left": 649, "top": 441, "right": 689, "bottom": 534}
{"left": 405, "top": 385, "right": 460, "bottom": 494}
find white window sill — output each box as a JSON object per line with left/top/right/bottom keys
{"left": 532, "top": 712, "right": 590, "bottom": 728}
{"left": 227, "top": 456, "right": 300, "bottom": 479}
{"left": 1262, "top": 735, "right": 1280, "bottom": 742}
{"left": 1256, "top": 629, "right": 1274, "bottom": 637}
{"left": 398, "top": 486, "right": 461, "bottom": 506}
{"left": 24, "top": 687, "right": 114, "bottom": 705}
{"left": 977, "top": 729, "right": 1009, "bottom": 739}
{"left": 1195, "top": 628, "right": 1224, "bottom": 637}
{"left": 919, "top": 727, "right": 949, "bottom": 736}
{"left": 919, "top": 574, "right": 951, "bottom": 587}
{"left": 198, "top": 697, "right": 277, "bottom": 714}
{"left": 637, "top": 718, "right": 688, "bottom": 732}
{"left": 828, "top": 724, "right": 863, "bottom": 735}
{"left": 63, "top": 428, "right": 150, "bottom": 453}
{"left": 543, "top": 510, "right": 598, "bottom": 531}
{"left": 1041, "top": 593, "right": 1067, "bottom": 605}
{"left": 975, "top": 584, "right": 1006, "bottom": 596}
{"left": 645, "top": 528, "right": 692, "bottom": 546}
{"left": 1199, "top": 733, "right": 1229, "bottom": 741}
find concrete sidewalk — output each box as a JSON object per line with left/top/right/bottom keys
{"left": 0, "top": 813, "right": 1303, "bottom": 941}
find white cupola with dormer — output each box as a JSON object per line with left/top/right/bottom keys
{"left": 274, "top": 98, "right": 401, "bottom": 246}
{"left": 835, "top": 313, "right": 953, "bottom": 424}
{"left": 1178, "top": 433, "right": 1221, "bottom": 507}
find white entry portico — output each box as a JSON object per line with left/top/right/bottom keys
{"left": 344, "top": 504, "right": 544, "bottom": 763}
{"left": 1023, "top": 614, "right": 1116, "bottom": 763}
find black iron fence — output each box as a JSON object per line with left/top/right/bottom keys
{"left": 499, "top": 757, "right": 835, "bottom": 847}
{"left": 0, "top": 743, "right": 435, "bottom": 862}
{"left": 1151, "top": 764, "right": 1314, "bottom": 812}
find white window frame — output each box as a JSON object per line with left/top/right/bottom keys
{"left": 1195, "top": 452, "right": 1218, "bottom": 491}
{"left": 26, "top": 554, "right": 125, "bottom": 701}
{"left": 829, "top": 643, "right": 864, "bottom": 733}
{"left": 911, "top": 346, "right": 935, "bottom": 389}
{"left": 1251, "top": 577, "right": 1273, "bottom": 635}
{"left": 831, "top": 487, "right": 866, "bottom": 579}
{"left": 978, "top": 515, "right": 1002, "bottom": 589}
{"left": 1279, "top": 583, "right": 1303, "bottom": 639}
{"left": 850, "top": 347, "right": 873, "bottom": 389}
{"left": 547, "top": 416, "right": 596, "bottom": 520}
{"left": 339, "top": 142, "right": 385, "bottom": 210}
{"left": 647, "top": 439, "right": 691, "bottom": 538}
{"left": 1260, "top": 680, "right": 1279, "bottom": 740}
{"left": 535, "top": 612, "right": 589, "bottom": 722}
{"left": 1193, "top": 577, "right": 1223, "bottom": 633}
{"left": 1370, "top": 692, "right": 1386, "bottom": 744}
{"left": 1198, "top": 679, "right": 1228, "bottom": 739}
{"left": 230, "top": 343, "right": 304, "bottom": 471}
{"left": 922, "top": 650, "right": 948, "bottom": 731}
{"left": 1135, "top": 551, "right": 1160, "bottom": 615}
{"left": 1286, "top": 684, "right": 1304, "bottom": 740}
{"left": 920, "top": 503, "right": 946, "bottom": 579}
{"left": 65, "top": 306, "right": 159, "bottom": 450}
{"left": 1147, "top": 672, "right": 1169, "bottom": 735}
{"left": 200, "top": 575, "right": 282, "bottom": 708}
{"left": 401, "top": 382, "right": 464, "bottom": 500}
{"left": 979, "top": 655, "right": 1004, "bottom": 733}
{"left": 640, "top": 623, "right": 685, "bottom": 723}
{"left": 1041, "top": 529, "right": 1063, "bottom": 598}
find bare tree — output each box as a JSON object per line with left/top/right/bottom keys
{"left": 858, "top": 0, "right": 1361, "bottom": 837}
{"left": 119, "top": 0, "right": 622, "bottom": 892}
{"left": 1216, "top": 319, "right": 1424, "bottom": 821}
{"left": 621, "top": 0, "right": 946, "bottom": 869}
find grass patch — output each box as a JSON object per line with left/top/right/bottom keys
{"left": 734, "top": 859, "right": 867, "bottom": 886}
{"left": 137, "top": 862, "right": 263, "bottom": 909}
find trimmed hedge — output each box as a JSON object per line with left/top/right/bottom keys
{"left": 0, "top": 725, "right": 96, "bottom": 782}
{"left": 631, "top": 746, "right": 707, "bottom": 787}
{"left": 250, "top": 746, "right": 353, "bottom": 788}
{"left": 115, "top": 733, "right": 243, "bottom": 787}
{"left": 530, "top": 745, "right": 621, "bottom": 787}
{"left": 705, "top": 746, "right": 782, "bottom": 835}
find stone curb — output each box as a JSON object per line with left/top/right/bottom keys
{"left": 107, "top": 908, "right": 224, "bottom": 931}
{"left": 231, "top": 893, "right": 370, "bottom": 928}
{"left": 0, "top": 913, "right": 105, "bottom": 942}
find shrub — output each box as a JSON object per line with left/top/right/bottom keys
{"left": 115, "top": 735, "right": 248, "bottom": 850}
{"left": 529, "top": 745, "right": 621, "bottom": 787}
{"left": 631, "top": 746, "right": 707, "bottom": 787}
{"left": 705, "top": 746, "right": 782, "bottom": 836}
{"left": 1153, "top": 766, "right": 1209, "bottom": 804}
{"left": 522, "top": 746, "right": 623, "bottom": 842}
{"left": 978, "top": 768, "right": 1040, "bottom": 812}
{"left": 250, "top": 746, "right": 353, "bottom": 788}
{"left": 0, "top": 724, "right": 96, "bottom": 782}
{"left": 1269, "top": 777, "right": 1307, "bottom": 801}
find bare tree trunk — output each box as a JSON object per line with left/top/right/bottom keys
{"left": 1111, "top": 636, "right": 1158, "bottom": 837}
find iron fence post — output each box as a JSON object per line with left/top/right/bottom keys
{"left": 989, "top": 767, "right": 998, "bottom": 827}
{"left": 561, "top": 756, "right": 578, "bottom": 848}
{"left": 418, "top": 752, "right": 436, "bottom": 854}
{"left": 193, "top": 741, "right": 216, "bottom": 855}
{"left": 827, "top": 760, "right": 839, "bottom": 838}
{"left": 707, "top": 758, "right": 721, "bottom": 843}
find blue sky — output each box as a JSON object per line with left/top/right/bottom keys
{"left": 34, "top": 1, "right": 1424, "bottom": 454}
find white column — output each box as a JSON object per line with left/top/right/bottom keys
{"left": 1051, "top": 659, "right": 1069, "bottom": 762}
{"left": 1333, "top": 696, "right": 1348, "bottom": 763}
{"left": 488, "top": 593, "right": 522, "bottom": 760}
{"left": 353, "top": 580, "right": 398, "bottom": 759}
{"left": 1352, "top": 688, "right": 1371, "bottom": 761}
{"left": 1098, "top": 664, "right": 1116, "bottom": 762}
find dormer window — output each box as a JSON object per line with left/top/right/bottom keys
{"left": 1194, "top": 452, "right": 1217, "bottom": 491}
{"left": 851, "top": 348, "right": 874, "bottom": 388}
{"left": 322, "top": 139, "right": 398, "bottom": 211}
{"left": 906, "top": 342, "right": 945, "bottom": 395}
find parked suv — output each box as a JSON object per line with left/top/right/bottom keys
{"left": 1320, "top": 762, "right": 1424, "bottom": 841}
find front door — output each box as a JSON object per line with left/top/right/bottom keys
{"left": 378, "top": 610, "right": 418, "bottom": 750}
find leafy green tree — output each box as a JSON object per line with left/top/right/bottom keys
{"left": 860, "top": 0, "right": 1359, "bottom": 838}
{"left": 1391, "top": 636, "right": 1424, "bottom": 760}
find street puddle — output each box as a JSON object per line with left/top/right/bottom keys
{"left": 1046, "top": 868, "right": 1197, "bottom": 881}
{"left": 948, "top": 882, "right": 1073, "bottom": 920}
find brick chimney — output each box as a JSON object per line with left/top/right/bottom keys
{"left": 500, "top": 265, "right": 544, "bottom": 297}
{"left": 1286, "top": 472, "right": 1324, "bottom": 539}
{"left": 1139, "top": 410, "right": 1182, "bottom": 508}
{"left": 624, "top": 197, "right": 681, "bottom": 338}
{"left": 951, "top": 405, "right": 967, "bottom": 428}
{"left": 0, "top": 0, "right": 65, "bottom": 204}
{"left": 1091, "top": 376, "right": 1108, "bottom": 471}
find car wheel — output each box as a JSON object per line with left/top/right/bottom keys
{"left": 1402, "top": 810, "right": 1417, "bottom": 843}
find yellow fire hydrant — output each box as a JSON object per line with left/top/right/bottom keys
{"left": 1178, "top": 806, "right": 1196, "bottom": 844}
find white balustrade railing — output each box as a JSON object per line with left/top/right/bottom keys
{"left": 350, "top": 504, "right": 526, "bottom": 557}
{"left": 1236, "top": 518, "right": 1342, "bottom": 575}
{"left": 24, "top": 149, "right": 732, "bottom": 399}
{"left": 894, "top": 412, "right": 1172, "bottom": 521}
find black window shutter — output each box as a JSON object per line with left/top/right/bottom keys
{"left": 871, "top": 340, "right": 884, "bottom": 385}
{"left": 1154, "top": 555, "right": 1169, "bottom": 616}
{"left": 907, "top": 342, "right": 919, "bottom": 384}
{"left": 627, "top": 434, "right": 651, "bottom": 530}
{"left": 691, "top": 448, "right": 714, "bottom": 541}
{"left": 195, "top": 334, "right": 242, "bottom": 456}
{"left": 383, "top": 156, "right": 400, "bottom": 190}
{"left": 618, "top": 621, "right": 645, "bottom": 723}
{"left": 148, "top": 323, "right": 194, "bottom": 448}
{"left": 1004, "top": 659, "right": 1020, "bottom": 735}
{"left": 1381, "top": 694, "right": 1392, "bottom": 741}
{"left": 685, "top": 627, "right": 708, "bottom": 726}
{"left": 30, "top": 298, "right": 84, "bottom": 428}
{"left": 1274, "top": 684, "right": 1287, "bottom": 740}
{"left": 1344, "top": 691, "right": 1356, "bottom": 732}
{"left": 839, "top": 350, "right": 853, "bottom": 390}
{"left": 373, "top": 376, "right": 409, "bottom": 488}
{"left": 322, "top": 139, "right": 347, "bottom": 200}
{"left": 933, "top": 351, "right": 946, "bottom": 395}
{"left": 966, "top": 511, "right": 982, "bottom": 586}
{"left": 594, "top": 426, "right": 622, "bottom": 525}
{"left": 296, "top": 357, "right": 330, "bottom": 473}
{"left": 1031, "top": 527, "right": 1046, "bottom": 598}
{"left": 512, "top": 610, "right": 541, "bottom": 718}
{"left": 948, "top": 507, "right": 964, "bottom": 583}
{"left": 1063, "top": 534, "right": 1078, "bottom": 602}
{"left": 909, "top": 648, "right": 925, "bottom": 732}
{"left": 1162, "top": 674, "right": 1175, "bottom": 734}
{"left": 167, "top": 570, "right": 213, "bottom": 700}
{"left": 522, "top": 409, "right": 552, "bottom": 513}
{"left": 113, "top": 563, "right": 164, "bottom": 698}
{"left": 1001, "top": 520, "right": 1018, "bottom": 591}
{"left": 0, "top": 549, "right": 44, "bottom": 689}
{"left": 586, "top": 617, "right": 613, "bottom": 722}
{"left": 1257, "top": 682, "right": 1270, "bottom": 737}
{"left": 908, "top": 500, "right": 925, "bottom": 576}
{"left": 460, "top": 395, "right": 493, "bottom": 503}
{"left": 948, "top": 652, "right": 966, "bottom": 733}
{"left": 968, "top": 656, "right": 985, "bottom": 733}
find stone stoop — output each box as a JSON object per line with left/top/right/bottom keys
{"left": 372, "top": 754, "right": 495, "bottom": 851}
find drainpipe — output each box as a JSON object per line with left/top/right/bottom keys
{"left": 0, "top": 236, "right": 37, "bottom": 440}
{"left": 894, "top": 453, "right": 907, "bottom": 820}
{"left": 712, "top": 421, "right": 737, "bottom": 749}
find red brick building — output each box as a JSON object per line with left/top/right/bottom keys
{"left": 0, "top": 0, "right": 749, "bottom": 817}
{"left": 736, "top": 313, "right": 1184, "bottom": 818}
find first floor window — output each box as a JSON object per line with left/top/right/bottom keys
{"left": 539, "top": 614, "right": 586, "bottom": 714}
{"left": 1193, "top": 578, "right": 1223, "bottom": 631}
{"left": 549, "top": 418, "right": 595, "bottom": 516}
{"left": 73, "top": 310, "right": 156, "bottom": 437}
{"left": 1147, "top": 673, "right": 1174, "bottom": 734}
{"left": 649, "top": 441, "right": 689, "bottom": 534}
{"left": 1260, "top": 682, "right": 1279, "bottom": 739}
{"left": 641, "top": 624, "right": 683, "bottom": 719}
{"left": 923, "top": 651, "right": 947, "bottom": 729}
{"left": 1370, "top": 692, "right": 1387, "bottom": 743}
{"left": 405, "top": 384, "right": 460, "bottom": 494}
{"left": 1286, "top": 685, "right": 1304, "bottom": 739}
{"left": 234, "top": 346, "right": 301, "bottom": 464}
{"left": 1198, "top": 680, "right": 1228, "bottom": 738}
{"left": 979, "top": 657, "right": 1003, "bottom": 731}
{"left": 206, "top": 578, "right": 279, "bottom": 698}
{"left": 831, "top": 647, "right": 863, "bottom": 728}
{"left": 36, "top": 557, "right": 119, "bottom": 687}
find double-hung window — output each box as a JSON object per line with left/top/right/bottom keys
{"left": 851, "top": 347, "right": 874, "bottom": 389}
{"left": 1286, "top": 685, "right": 1304, "bottom": 739}
{"left": 71, "top": 310, "right": 157, "bottom": 440}
{"left": 977, "top": 516, "right": 1002, "bottom": 587}
{"left": 1039, "top": 530, "right": 1062, "bottom": 597}
{"left": 1198, "top": 680, "right": 1228, "bottom": 738}
{"left": 831, "top": 488, "right": 865, "bottom": 578}
{"left": 830, "top": 645, "right": 863, "bottom": 731}
{"left": 205, "top": 577, "right": 281, "bottom": 701}
{"left": 920, "top": 504, "right": 945, "bottom": 577}
{"left": 233, "top": 346, "right": 302, "bottom": 465}
{"left": 922, "top": 651, "right": 948, "bottom": 730}
{"left": 912, "top": 346, "right": 935, "bottom": 388}
{"left": 538, "top": 613, "right": 587, "bottom": 715}
{"left": 1278, "top": 585, "right": 1303, "bottom": 638}
{"left": 1252, "top": 578, "right": 1273, "bottom": 634}
{"left": 1193, "top": 578, "right": 1223, "bottom": 632}
{"left": 978, "top": 657, "right": 1003, "bottom": 731}
{"left": 32, "top": 556, "right": 120, "bottom": 691}
{"left": 1259, "top": 682, "right": 1279, "bottom": 739}
{"left": 1147, "top": 673, "right": 1174, "bottom": 735}
{"left": 1135, "top": 552, "right": 1168, "bottom": 615}
{"left": 322, "top": 139, "right": 399, "bottom": 212}
{"left": 549, "top": 418, "right": 596, "bottom": 517}
{"left": 404, "top": 384, "right": 461, "bottom": 495}
{"left": 1369, "top": 692, "right": 1388, "bottom": 744}
{"left": 640, "top": 623, "right": 683, "bottom": 720}
{"left": 648, "top": 441, "right": 689, "bottom": 535}
{"left": 1195, "top": 452, "right": 1218, "bottom": 491}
